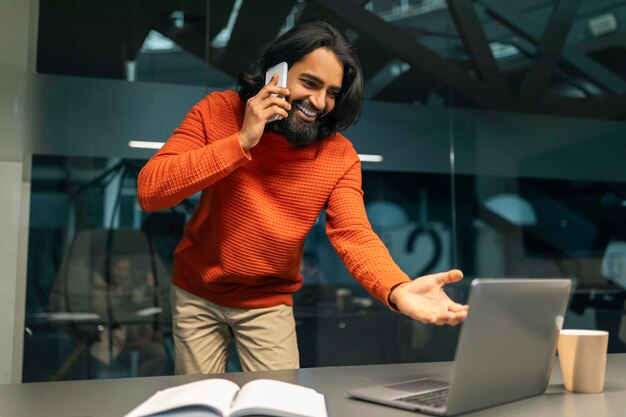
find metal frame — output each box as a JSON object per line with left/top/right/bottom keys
{"left": 447, "top": 0, "right": 512, "bottom": 103}
{"left": 310, "top": 0, "right": 500, "bottom": 108}
{"left": 517, "top": 0, "right": 582, "bottom": 104}
{"left": 479, "top": 0, "right": 626, "bottom": 95}
{"left": 307, "top": 0, "right": 626, "bottom": 120}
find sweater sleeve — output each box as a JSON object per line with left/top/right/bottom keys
{"left": 325, "top": 159, "right": 411, "bottom": 309}
{"left": 137, "top": 95, "right": 251, "bottom": 211}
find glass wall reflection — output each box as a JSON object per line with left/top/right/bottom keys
{"left": 447, "top": 0, "right": 626, "bottom": 353}
{"left": 24, "top": 155, "right": 459, "bottom": 379}
{"left": 24, "top": 156, "right": 179, "bottom": 380}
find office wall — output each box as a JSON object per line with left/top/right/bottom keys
{"left": 0, "top": 0, "right": 37, "bottom": 384}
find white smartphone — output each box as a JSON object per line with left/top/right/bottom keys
{"left": 264, "top": 61, "right": 288, "bottom": 122}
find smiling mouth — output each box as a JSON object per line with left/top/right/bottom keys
{"left": 295, "top": 103, "right": 320, "bottom": 121}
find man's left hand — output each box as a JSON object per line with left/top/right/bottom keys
{"left": 390, "top": 269, "right": 468, "bottom": 326}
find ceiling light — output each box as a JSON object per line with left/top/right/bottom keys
{"left": 358, "top": 154, "right": 383, "bottom": 163}
{"left": 129, "top": 141, "right": 383, "bottom": 163}
{"left": 129, "top": 140, "right": 164, "bottom": 149}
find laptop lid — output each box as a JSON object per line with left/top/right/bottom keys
{"left": 348, "top": 278, "right": 571, "bottom": 416}
{"left": 445, "top": 278, "right": 571, "bottom": 415}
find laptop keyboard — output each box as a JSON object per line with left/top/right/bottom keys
{"left": 397, "top": 388, "right": 450, "bottom": 409}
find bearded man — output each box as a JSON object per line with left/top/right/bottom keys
{"left": 138, "top": 20, "right": 467, "bottom": 375}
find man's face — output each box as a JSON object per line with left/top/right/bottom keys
{"left": 276, "top": 47, "right": 344, "bottom": 147}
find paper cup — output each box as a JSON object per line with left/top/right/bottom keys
{"left": 557, "top": 329, "right": 609, "bottom": 393}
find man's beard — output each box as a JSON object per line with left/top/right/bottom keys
{"left": 275, "top": 99, "right": 326, "bottom": 148}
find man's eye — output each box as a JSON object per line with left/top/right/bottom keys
{"left": 302, "top": 79, "right": 315, "bottom": 87}
{"left": 328, "top": 91, "right": 339, "bottom": 98}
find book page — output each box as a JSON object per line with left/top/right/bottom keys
{"left": 124, "top": 379, "right": 240, "bottom": 417}
{"left": 145, "top": 406, "right": 221, "bottom": 417}
{"left": 229, "top": 379, "right": 328, "bottom": 417}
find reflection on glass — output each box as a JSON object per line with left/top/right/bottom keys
{"left": 24, "top": 156, "right": 463, "bottom": 380}
{"left": 48, "top": 229, "right": 169, "bottom": 377}
{"left": 24, "top": 156, "right": 181, "bottom": 381}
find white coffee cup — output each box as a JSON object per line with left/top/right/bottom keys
{"left": 557, "top": 329, "right": 609, "bottom": 393}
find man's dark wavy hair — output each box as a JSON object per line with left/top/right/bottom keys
{"left": 237, "top": 20, "right": 363, "bottom": 138}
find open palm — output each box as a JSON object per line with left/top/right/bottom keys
{"left": 390, "top": 269, "right": 468, "bottom": 326}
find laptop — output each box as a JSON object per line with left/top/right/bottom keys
{"left": 348, "top": 278, "right": 571, "bottom": 416}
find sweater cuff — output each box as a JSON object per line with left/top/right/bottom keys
{"left": 217, "top": 133, "right": 251, "bottom": 171}
{"left": 385, "top": 277, "right": 412, "bottom": 312}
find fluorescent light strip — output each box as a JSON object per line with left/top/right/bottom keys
{"left": 358, "top": 154, "right": 383, "bottom": 162}
{"left": 129, "top": 140, "right": 164, "bottom": 149}
{"left": 129, "top": 141, "right": 383, "bottom": 163}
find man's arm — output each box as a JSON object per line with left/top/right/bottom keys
{"left": 137, "top": 97, "right": 251, "bottom": 211}
{"left": 326, "top": 159, "right": 467, "bottom": 325}
{"left": 138, "top": 79, "right": 291, "bottom": 212}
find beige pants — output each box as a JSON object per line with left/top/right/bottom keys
{"left": 170, "top": 285, "right": 300, "bottom": 374}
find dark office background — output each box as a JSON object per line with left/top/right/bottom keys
{"left": 22, "top": 0, "right": 626, "bottom": 381}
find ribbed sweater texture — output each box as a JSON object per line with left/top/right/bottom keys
{"left": 137, "top": 90, "right": 410, "bottom": 309}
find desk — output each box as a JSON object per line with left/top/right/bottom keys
{"left": 2, "top": 353, "right": 625, "bottom": 416}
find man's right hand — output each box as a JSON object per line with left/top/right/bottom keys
{"left": 390, "top": 269, "right": 468, "bottom": 326}
{"left": 238, "top": 74, "right": 291, "bottom": 151}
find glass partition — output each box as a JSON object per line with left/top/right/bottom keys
{"left": 24, "top": 156, "right": 178, "bottom": 380}
{"left": 448, "top": 0, "right": 626, "bottom": 353}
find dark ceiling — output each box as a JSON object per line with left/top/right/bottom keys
{"left": 37, "top": 0, "right": 626, "bottom": 120}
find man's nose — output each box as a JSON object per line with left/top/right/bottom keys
{"left": 309, "top": 92, "right": 326, "bottom": 111}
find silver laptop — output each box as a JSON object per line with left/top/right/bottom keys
{"left": 348, "top": 278, "right": 571, "bottom": 416}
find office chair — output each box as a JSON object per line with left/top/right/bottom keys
{"left": 49, "top": 228, "right": 172, "bottom": 378}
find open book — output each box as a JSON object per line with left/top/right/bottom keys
{"left": 123, "top": 378, "right": 328, "bottom": 417}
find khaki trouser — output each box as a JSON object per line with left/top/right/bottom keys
{"left": 170, "top": 285, "right": 300, "bottom": 374}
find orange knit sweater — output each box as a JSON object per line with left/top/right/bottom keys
{"left": 137, "top": 90, "right": 410, "bottom": 309}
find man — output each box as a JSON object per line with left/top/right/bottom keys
{"left": 137, "top": 20, "right": 467, "bottom": 375}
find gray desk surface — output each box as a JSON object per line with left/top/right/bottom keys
{"left": 2, "top": 353, "right": 625, "bottom": 417}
